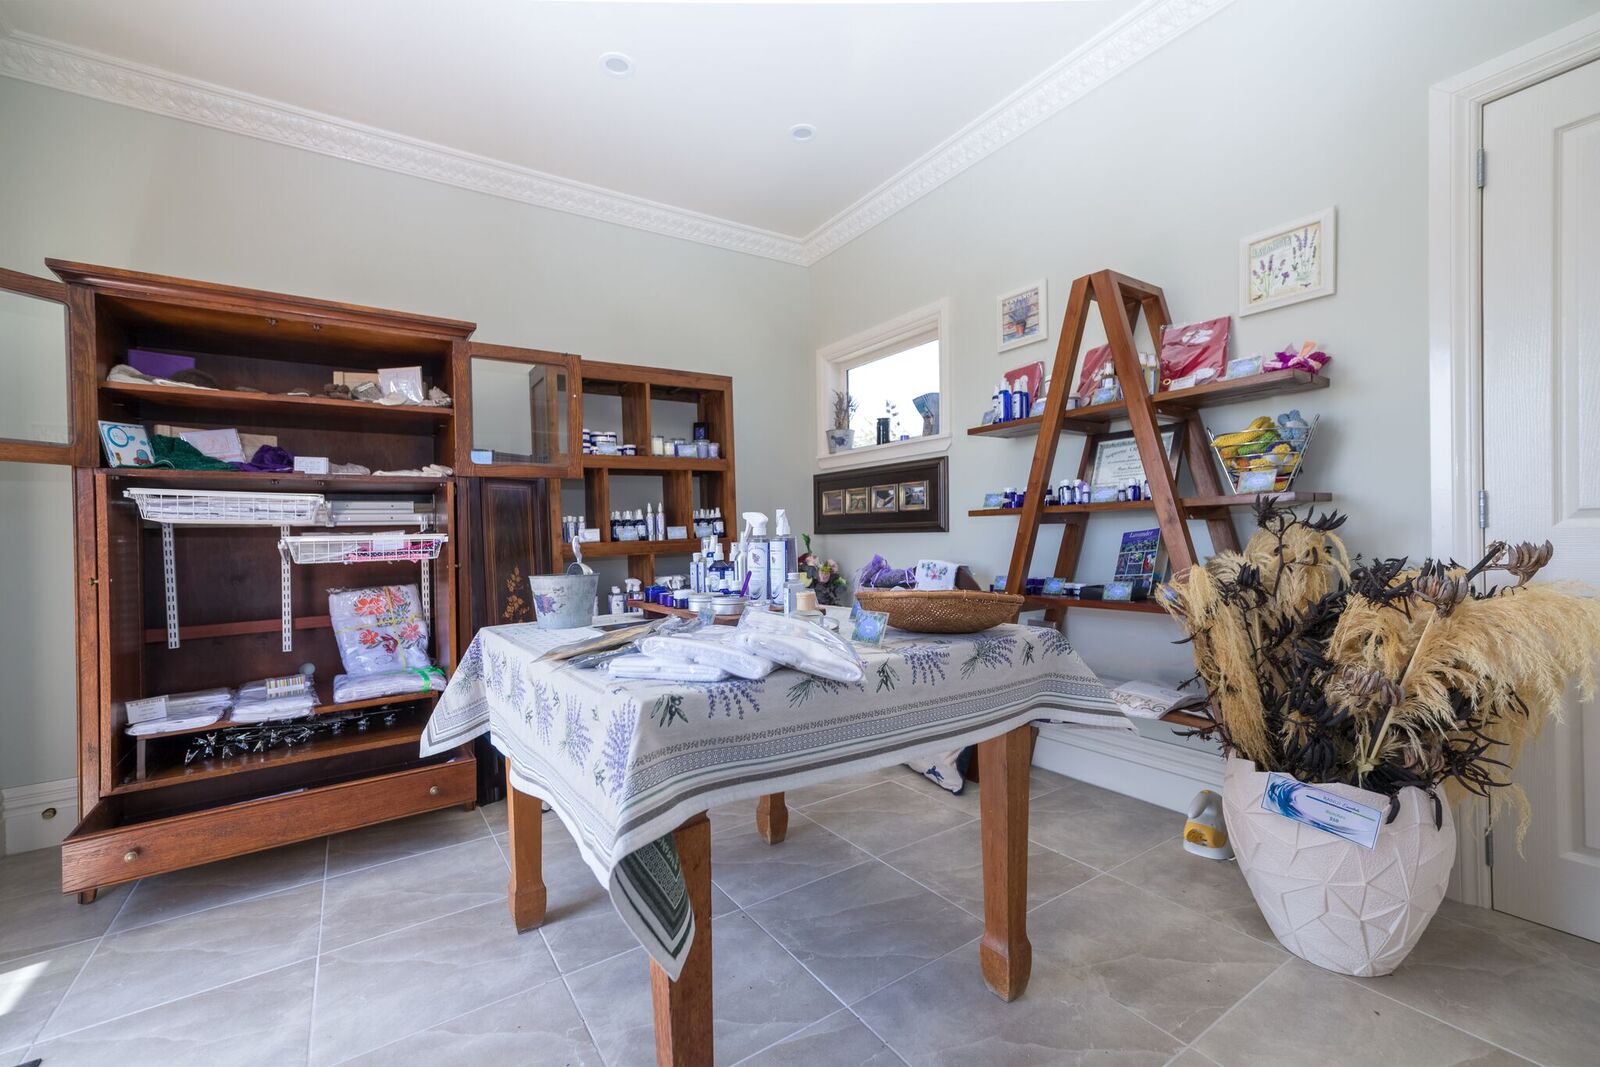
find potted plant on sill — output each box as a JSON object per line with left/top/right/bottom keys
{"left": 827, "top": 390, "right": 856, "bottom": 454}
{"left": 1160, "top": 499, "right": 1600, "bottom": 977}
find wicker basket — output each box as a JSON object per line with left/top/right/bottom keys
{"left": 853, "top": 589, "right": 1024, "bottom": 634}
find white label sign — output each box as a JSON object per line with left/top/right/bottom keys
{"left": 1261, "top": 772, "right": 1383, "bottom": 850}
{"left": 124, "top": 695, "right": 169, "bottom": 725}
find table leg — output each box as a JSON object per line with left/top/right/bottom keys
{"left": 978, "top": 725, "right": 1032, "bottom": 1001}
{"left": 505, "top": 765, "right": 547, "bottom": 932}
{"left": 650, "top": 813, "right": 713, "bottom": 1067}
{"left": 755, "top": 792, "right": 788, "bottom": 844}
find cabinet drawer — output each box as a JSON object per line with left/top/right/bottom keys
{"left": 62, "top": 746, "right": 475, "bottom": 893}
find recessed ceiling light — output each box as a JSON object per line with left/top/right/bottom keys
{"left": 600, "top": 52, "right": 633, "bottom": 77}
{"left": 790, "top": 123, "right": 816, "bottom": 142}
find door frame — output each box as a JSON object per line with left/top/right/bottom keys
{"left": 1428, "top": 11, "right": 1600, "bottom": 909}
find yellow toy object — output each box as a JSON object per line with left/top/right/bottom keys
{"left": 1183, "top": 789, "right": 1233, "bottom": 860}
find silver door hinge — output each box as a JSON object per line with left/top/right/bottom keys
{"left": 1477, "top": 489, "right": 1489, "bottom": 529}
{"left": 1484, "top": 828, "right": 1495, "bottom": 868}
{"left": 1476, "top": 148, "right": 1487, "bottom": 189}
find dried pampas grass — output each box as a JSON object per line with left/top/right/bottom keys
{"left": 1160, "top": 499, "right": 1600, "bottom": 838}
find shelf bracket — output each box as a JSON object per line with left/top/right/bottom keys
{"left": 280, "top": 524, "right": 294, "bottom": 652}
{"left": 420, "top": 557, "right": 433, "bottom": 626}
{"left": 161, "top": 523, "right": 180, "bottom": 650}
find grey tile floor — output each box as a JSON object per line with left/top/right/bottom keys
{"left": 3, "top": 766, "right": 1598, "bottom": 1066}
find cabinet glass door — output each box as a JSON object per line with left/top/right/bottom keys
{"left": 461, "top": 343, "right": 581, "bottom": 478}
{"left": 0, "top": 268, "right": 75, "bottom": 464}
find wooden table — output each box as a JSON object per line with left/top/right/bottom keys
{"left": 502, "top": 724, "right": 1035, "bottom": 1066}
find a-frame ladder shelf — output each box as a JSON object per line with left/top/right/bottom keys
{"left": 976, "top": 269, "right": 1331, "bottom": 628}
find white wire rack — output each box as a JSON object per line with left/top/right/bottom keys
{"left": 279, "top": 532, "right": 447, "bottom": 565}
{"left": 125, "top": 488, "right": 329, "bottom": 526}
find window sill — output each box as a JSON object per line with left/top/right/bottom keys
{"left": 815, "top": 432, "right": 951, "bottom": 471}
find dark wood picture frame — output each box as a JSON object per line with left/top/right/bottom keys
{"left": 813, "top": 455, "right": 948, "bottom": 534}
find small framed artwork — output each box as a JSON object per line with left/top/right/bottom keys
{"left": 1240, "top": 208, "right": 1336, "bottom": 316}
{"left": 814, "top": 457, "right": 947, "bottom": 534}
{"left": 998, "top": 280, "right": 1047, "bottom": 352}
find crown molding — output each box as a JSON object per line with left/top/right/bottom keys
{"left": 0, "top": 31, "right": 809, "bottom": 265}
{"left": 797, "top": 0, "right": 1238, "bottom": 263}
{"left": 0, "top": 0, "right": 1235, "bottom": 266}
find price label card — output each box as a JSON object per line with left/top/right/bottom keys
{"left": 1262, "top": 772, "right": 1382, "bottom": 850}
{"left": 1238, "top": 469, "right": 1279, "bottom": 492}
{"left": 851, "top": 609, "right": 889, "bottom": 646}
{"left": 125, "top": 695, "right": 169, "bottom": 725}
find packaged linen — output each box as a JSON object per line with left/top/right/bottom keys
{"left": 328, "top": 584, "right": 433, "bottom": 675}
{"left": 332, "top": 666, "right": 446, "bottom": 703}
{"left": 733, "top": 608, "right": 863, "bottom": 683}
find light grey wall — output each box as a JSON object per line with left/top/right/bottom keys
{"left": 806, "top": 0, "right": 1600, "bottom": 705}
{"left": 0, "top": 78, "right": 811, "bottom": 791}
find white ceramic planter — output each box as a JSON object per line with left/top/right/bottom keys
{"left": 1222, "top": 756, "right": 1455, "bottom": 977}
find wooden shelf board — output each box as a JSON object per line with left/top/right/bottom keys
{"left": 970, "top": 491, "right": 1331, "bottom": 522}
{"left": 101, "top": 378, "right": 454, "bottom": 423}
{"left": 116, "top": 719, "right": 428, "bottom": 793}
{"left": 626, "top": 599, "right": 743, "bottom": 624}
{"left": 143, "top": 615, "right": 332, "bottom": 645}
{"left": 1160, "top": 709, "right": 1217, "bottom": 730}
{"left": 1020, "top": 595, "right": 1170, "bottom": 615}
{"left": 562, "top": 538, "right": 728, "bottom": 560}
{"left": 581, "top": 454, "right": 727, "bottom": 473}
{"left": 967, "top": 372, "right": 1329, "bottom": 439}
{"left": 104, "top": 467, "right": 449, "bottom": 493}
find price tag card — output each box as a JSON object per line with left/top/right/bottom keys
{"left": 125, "top": 695, "right": 169, "bottom": 725}
{"left": 1262, "top": 773, "right": 1382, "bottom": 850}
{"left": 1103, "top": 581, "right": 1135, "bottom": 602}
{"left": 1237, "top": 469, "right": 1279, "bottom": 492}
{"left": 851, "top": 609, "right": 889, "bottom": 646}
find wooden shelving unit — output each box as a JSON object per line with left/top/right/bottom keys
{"left": 8, "top": 259, "right": 481, "bottom": 901}
{"left": 977, "top": 269, "right": 1331, "bottom": 629}
{"left": 555, "top": 361, "right": 737, "bottom": 584}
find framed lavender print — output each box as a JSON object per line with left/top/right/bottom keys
{"left": 1240, "top": 208, "right": 1336, "bottom": 315}
{"left": 997, "top": 280, "right": 1047, "bottom": 352}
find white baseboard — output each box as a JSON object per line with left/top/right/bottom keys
{"left": 1, "top": 778, "right": 77, "bottom": 855}
{"left": 1032, "top": 725, "right": 1223, "bottom": 813}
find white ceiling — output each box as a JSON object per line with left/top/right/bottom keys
{"left": 0, "top": 0, "right": 1233, "bottom": 260}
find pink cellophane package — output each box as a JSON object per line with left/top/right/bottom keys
{"left": 1158, "top": 317, "right": 1231, "bottom": 390}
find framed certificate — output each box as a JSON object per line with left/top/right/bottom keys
{"left": 1087, "top": 428, "right": 1180, "bottom": 489}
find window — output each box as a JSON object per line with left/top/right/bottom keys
{"left": 816, "top": 300, "right": 949, "bottom": 470}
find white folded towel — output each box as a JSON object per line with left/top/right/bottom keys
{"left": 639, "top": 631, "right": 776, "bottom": 680}
{"left": 607, "top": 654, "right": 729, "bottom": 683}
{"left": 732, "top": 610, "right": 863, "bottom": 684}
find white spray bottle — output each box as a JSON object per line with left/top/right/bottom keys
{"left": 768, "top": 509, "right": 797, "bottom": 605}
{"left": 741, "top": 512, "right": 770, "bottom": 602}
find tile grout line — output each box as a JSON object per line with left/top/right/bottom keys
{"left": 27, "top": 873, "right": 139, "bottom": 1052}
{"left": 1168, "top": 956, "right": 1289, "bottom": 1061}
{"left": 1325, "top": 967, "right": 1551, "bottom": 1066}
{"left": 306, "top": 836, "right": 330, "bottom": 1067}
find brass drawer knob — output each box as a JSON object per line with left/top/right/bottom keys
{"left": 428, "top": 785, "right": 441, "bottom": 797}
{"left": 123, "top": 848, "right": 140, "bottom": 863}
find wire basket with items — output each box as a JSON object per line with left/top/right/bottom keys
{"left": 1207, "top": 410, "right": 1319, "bottom": 494}
{"left": 125, "top": 487, "right": 329, "bottom": 526}
{"left": 279, "top": 532, "right": 448, "bottom": 565}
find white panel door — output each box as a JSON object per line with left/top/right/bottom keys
{"left": 1482, "top": 57, "right": 1600, "bottom": 940}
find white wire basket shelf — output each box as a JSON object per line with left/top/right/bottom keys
{"left": 280, "top": 532, "right": 448, "bottom": 565}
{"left": 126, "top": 488, "right": 329, "bottom": 527}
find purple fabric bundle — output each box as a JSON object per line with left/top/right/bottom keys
{"left": 857, "top": 554, "right": 917, "bottom": 589}
{"left": 230, "top": 444, "right": 295, "bottom": 472}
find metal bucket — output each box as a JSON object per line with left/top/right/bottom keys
{"left": 528, "top": 572, "right": 600, "bottom": 629}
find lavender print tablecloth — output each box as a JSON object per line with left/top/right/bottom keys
{"left": 420, "top": 620, "right": 1127, "bottom": 977}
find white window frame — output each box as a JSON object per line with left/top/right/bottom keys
{"left": 815, "top": 298, "right": 951, "bottom": 471}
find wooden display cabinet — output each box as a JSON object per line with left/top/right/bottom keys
{"left": 1, "top": 262, "right": 480, "bottom": 900}
{"left": 552, "top": 360, "right": 737, "bottom": 584}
